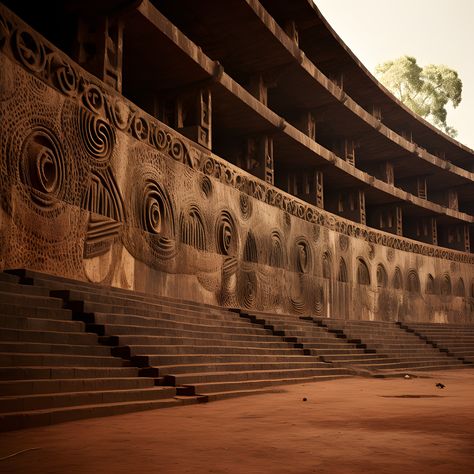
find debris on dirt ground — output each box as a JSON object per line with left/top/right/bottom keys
{"left": 436, "top": 383, "right": 446, "bottom": 389}
{"left": 302, "top": 398, "right": 307, "bottom": 402}
{"left": 404, "top": 374, "right": 411, "bottom": 379}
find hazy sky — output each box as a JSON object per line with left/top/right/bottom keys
{"left": 314, "top": 0, "right": 474, "bottom": 149}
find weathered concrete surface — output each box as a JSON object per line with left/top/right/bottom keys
{"left": 1, "top": 369, "right": 474, "bottom": 474}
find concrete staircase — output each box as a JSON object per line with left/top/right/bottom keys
{"left": 239, "top": 311, "right": 392, "bottom": 374}
{"left": 240, "top": 312, "right": 469, "bottom": 374}
{"left": 400, "top": 322, "right": 474, "bottom": 364}
{"left": 320, "top": 318, "right": 470, "bottom": 373}
{"left": 0, "top": 270, "right": 353, "bottom": 431}
{"left": 2, "top": 268, "right": 471, "bottom": 430}
{"left": 0, "top": 272, "right": 200, "bottom": 431}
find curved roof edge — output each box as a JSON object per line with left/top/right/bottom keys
{"left": 268, "top": 0, "right": 474, "bottom": 164}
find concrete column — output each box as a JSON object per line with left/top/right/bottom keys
{"left": 326, "top": 188, "right": 366, "bottom": 224}
{"left": 438, "top": 224, "right": 470, "bottom": 252}
{"left": 244, "top": 135, "right": 274, "bottom": 185}
{"left": 76, "top": 16, "right": 123, "bottom": 92}
{"left": 176, "top": 88, "right": 212, "bottom": 150}
{"left": 404, "top": 216, "right": 437, "bottom": 245}
{"left": 368, "top": 205, "right": 403, "bottom": 235}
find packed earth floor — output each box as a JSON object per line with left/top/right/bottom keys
{"left": 1, "top": 369, "right": 474, "bottom": 474}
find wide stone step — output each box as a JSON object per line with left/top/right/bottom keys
{"left": 115, "top": 335, "right": 292, "bottom": 348}
{"left": 0, "top": 281, "right": 50, "bottom": 297}
{"left": 310, "top": 348, "right": 368, "bottom": 355}
{"left": 92, "top": 313, "right": 262, "bottom": 334}
{"left": 0, "top": 366, "right": 140, "bottom": 380}
{"left": 367, "top": 359, "right": 465, "bottom": 370}
{"left": 0, "top": 272, "right": 20, "bottom": 284}
{"left": 0, "top": 397, "right": 197, "bottom": 432}
{"left": 155, "top": 360, "right": 335, "bottom": 375}
{"left": 298, "top": 342, "right": 360, "bottom": 350}
{"left": 18, "top": 270, "right": 220, "bottom": 311}
{"left": 188, "top": 374, "right": 353, "bottom": 395}
{"left": 169, "top": 367, "right": 351, "bottom": 385}
{"left": 0, "top": 386, "right": 178, "bottom": 413}
{"left": 143, "top": 354, "right": 318, "bottom": 366}
{"left": 112, "top": 333, "right": 290, "bottom": 347}
{"left": 0, "top": 317, "right": 85, "bottom": 332}
{"left": 101, "top": 323, "right": 271, "bottom": 338}
{"left": 0, "top": 292, "right": 64, "bottom": 309}
{"left": 0, "top": 353, "right": 126, "bottom": 367}
{"left": 0, "top": 328, "right": 97, "bottom": 345}
{"left": 130, "top": 344, "right": 304, "bottom": 356}
{"left": 54, "top": 290, "right": 233, "bottom": 321}
{"left": 322, "top": 353, "right": 389, "bottom": 361}
{"left": 0, "top": 342, "right": 112, "bottom": 356}
{"left": 0, "top": 376, "right": 157, "bottom": 396}
{"left": 0, "top": 305, "right": 73, "bottom": 320}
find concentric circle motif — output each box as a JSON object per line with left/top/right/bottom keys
{"left": 79, "top": 108, "right": 114, "bottom": 163}
{"left": 216, "top": 210, "right": 237, "bottom": 256}
{"left": 19, "top": 127, "right": 65, "bottom": 209}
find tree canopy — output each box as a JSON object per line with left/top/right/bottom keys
{"left": 375, "top": 56, "right": 462, "bottom": 138}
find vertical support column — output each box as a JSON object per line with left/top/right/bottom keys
{"left": 326, "top": 188, "right": 366, "bottom": 224}
{"left": 315, "top": 170, "right": 324, "bottom": 208}
{"left": 334, "top": 139, "right": 356, "bottom": 166}
{"left": 417, "top": 177, "right": 427, "bottom": 199}
{"left": 244, "top": 135, "right": 274, "bottom": 185}
{"left": 284, "top": 20, "right": 299, "bottom": 45}
{"left": 438, "top": 224, "right": 470, "bottom": 252}
{"left": 367, "top": 205, "right": 402, "bottom": 236}
{"left": 395, "top": 206, "right": 403, "bottom": 236}
{"left": 296, "top": 111, "right": 316, "bottom": 140}
{"left": 76, "top": 16, "right": 124, "bottom": 92}
{"left": 261, "top": 135, "right": 274, "bottom": 185}
{"left": 295, "top": 169, "right": 324, "bottom": 208}
{"left": 359, "top": 191, "right": 366, "bottom": 225}
{"left": 175, "top": 88, "right": 212, "bottom": 150}
{"left": 380, "top": 161, "right": 394, "bottom": 185}
{"left": 404, "top": 216, "right": 437, "bottom": 244}
{"left": 248, "top": 74, "right": 268, "bottom": 106}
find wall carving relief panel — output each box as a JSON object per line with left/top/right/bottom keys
{"left": 0, "top": 5, "right": 473, "bottom": 323}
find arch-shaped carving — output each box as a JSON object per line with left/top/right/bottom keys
{"left": 322, "top": 251, "right": 332, "bottom": 279}
{"left": 392, "top": 267, "right": 403, "bottom": 290}
{"left": 179, "top": 205, "right": 207, "bottom": 251}
{"left": 376, "top": 264, "right": 388, "bottom": 288}
{"left": 243, "top": 231, "right": 258, "bottom": 263}
{"left": 140, "top": 179, "right": 174, "bottom": 237}
{"left": 440, "top": 273, "right": 452, "bottom": 296}
{"left": 269, "top": 230, "right": 285, "bottom": 268}
{"left": 294, "top": 237, "right": 311, "bottom": 274}
{"left": 425, "top": 274, "right": 435, "bottom": 294}
{"left": 357, "top": 258, "right": 370, "bottom": 286}
{"left": 337, "top": 257, "right": 348, "bottom": 283}
{"left": 454, "top": 278, "right": 465, "bottom": 297}
{"left": 406, "top": 269, "right": 420, "bottom": 294}
{"left": 215, "top": 210, "right": 238, "bottom": 256}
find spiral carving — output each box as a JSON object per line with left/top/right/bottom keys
{"left": 79, "top": 108, "right": 114, "bottom": 163}
{"left": 53, "top": 58, "right": 78, "bottom": 96}
{"left": 216, "top": 210, "right": 237, "bottom": 256}
{"left": 200, "top": 175, "right": 213, "bottom": 198}
{"left": 239, "top": 193, "right": 252, "bottom": 220}
{"left": 20, "top": 127, "right": 65, "bottom": 209}
{"left": 141, "top": 179, "right": 174, "bottom": 237}
{"left": 13, "top": 29, "right": 45, "bottom": 73}
{"left": 239, "top": 270, "right": 257, "bottom": 309}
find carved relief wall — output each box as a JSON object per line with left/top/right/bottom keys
{"left": 0, "top": 6, "right": 473, "bottom": 323}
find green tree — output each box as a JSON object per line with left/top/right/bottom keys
{"left": 375, "top": 56, "right": 462, "bottom": 138}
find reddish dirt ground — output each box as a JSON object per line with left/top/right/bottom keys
{"left": 1, "top": 369, "right": 474, "bottom": 474}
